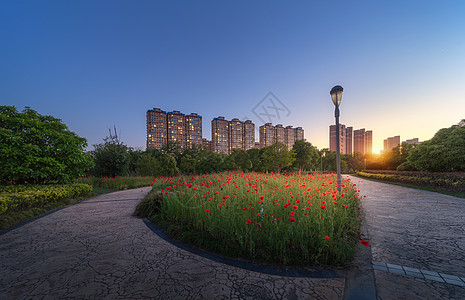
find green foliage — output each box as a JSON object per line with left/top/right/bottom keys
{"left": 356, "top": 171, "right": 465, "bottom": 193}
{"left": 0, "top": 183, "right": 92, "bottom": 214}
{"left": 0, "top": 106, "right": 93, "bottom": 184}
{"left": 260, "top": 142, "right": 296, "bottom": 173}
{"left": 292, "top": 140, "right": 319, "bottom": 171}
{"left": 91, "top": 127, "right": 129, "bottom": 177}
{"left": 405, "top": 124, "right": 465, "bottom": 172}
{"left": 247, "top": 148, "right": 263, "bottom": 172}
{"left": 159, "top": 153, "right": 180, "bottom": 176}
{"left": 229, "top": 149, "right": 252, "bottom": 171}
{"left": 76, "top": 176, "right": 155, "bottom": 190}
{"left": 136, "top": 153, "right": 160, "bottom": 176}
{"left": 195, "top": 151, "right": 225, "bottom": 173}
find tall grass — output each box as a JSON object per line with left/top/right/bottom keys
{"left": 75, "top": 176, "right": 156, "bottom": 190}
{"left": 141, "top": 172, "right": 362, "bottom": 267}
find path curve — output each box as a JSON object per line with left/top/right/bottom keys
{"left": 0, "top": 187, "right": 344, "bottom": 299}
{"left": 349, "top": 176, "right": 465, "bottom": 300}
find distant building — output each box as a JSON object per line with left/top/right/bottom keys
{"left": 404, "top": 138, "right": 420, "bottom": 145}
{"left": 275, "top": 124, "right": 285, "bottom": 144}
{"left": 383, "top": 135, "right": 401, "bottom": 152}
{"left": 345, "top": 126, "right": 353, "bottom": 155}
{"left": 254, "top": 142, "right": 261, "bottom": 149}
{"left": 146, "top": 108, "right": 167, "bottom": 149}
{"left": 146, "top": 108, "right": 202, "bottom": 150}
{"left": 295, "top": 127, "right": 304, "bottom": 142}
{"left": 330, "top": 124, "right": 346, "bottom": 154}
{"left": 284, "top": 126, "right": 295, "bottom": 150}
{"left": 259, "top": 123, "right": 275, "bottom": 148}
{"left": 365, "top": 130, "right": 373, "bottom": 154}
{"left": 185, "top": 113, "right": 202, "bottom": 148}
{"left": 243, "top": 120, "right": 255, "bottom": 150}
{"left": 212, "top": 116, "right": 229, "bottom": 154}
{"left": 229, "top": 118, "right": 244, "bottom": 152}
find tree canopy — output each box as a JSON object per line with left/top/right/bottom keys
{"left": 0, "top": 106, "right": 93, "bottom": 184}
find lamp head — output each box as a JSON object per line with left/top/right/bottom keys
{"left": 330, "top": 85, "right": 343, "bottom": 107}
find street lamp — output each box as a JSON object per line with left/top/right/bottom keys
{"left": 330, "top": 85, "right": 343, "bottom": 193}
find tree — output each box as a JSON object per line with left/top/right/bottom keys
{"left": 91, "top": 127, "right": 129, "bottom": 177}
{"left": 229, "top": 149, "right": 252, "bottom": 171}
{"left": 292, "top": 140, "right": 319, "bottom": 171}
{"left": 136, "top": 153, "right": 160, "bottom": 176}
{"left": 401, "top": 123, "right": 465, "bottom": 172}
{"left": 346, "top": 152, "right": 364, "bottom": 172}
{"left": 179, "top": 154, "right": 197, "bottom": 174}
{"left": 247, "top": 148, "right": 263, "bottom": 172}
{"left": 159, "top": 153, "right": 179, "bottom": 176}
{"left": 0, "top": 106, "right": 93, "bottom": 184}
{"left": 261, "top": 143, "right": 295, "bottom": 173}
{"left": 195, "top": 151, "right": 225, "bottom": 174}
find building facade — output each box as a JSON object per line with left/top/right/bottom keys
{"left": 185, "top": 113, "right": 202, "bottom": 148}
{"left": 284, "top": 126, "right": 295, "bottom": 150}
{"left": 243, "top": 120, "right": 255, "bottom": 150}
{"left": 211, "top": 116, "right": 230, "bottom": 154}
{"left": 295, "top": 127, "right": 304, "bottom": 142}
{"left": 146, "top": 108, "right": 202, "bottom": 150}
{"left": 146, "top": 108, "right": 167, "bottom": 149}
{"left": 329, "top": 124, "right": 346, "bottom": 154}
{"left": 259, "top": 123, "right": 276, "bottom": 148}
{"left": 345, "top": 126, "right": 353, "bottom": 155}
{"left": 384, "top": 135, "right": 401, "bottom": 152}
{"left": 275, "top": 124, "right": 285, "bottom": 144}
{"left": 229, "top": 118, "right": 244, "bottom": 152}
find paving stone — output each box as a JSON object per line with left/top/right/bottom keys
{"left": 403, "top": 266, "right": 421, "bottom": 273}
{"left": 405, "top": 271, "right": 424, "bottom": 279}
{"left": 386, "top": 263, "right": 403, "bottom": 270}
{"left": 388, "top": 268, "right": 406, "bottom": 275}
{"left": 372, "top": 261, "right": 386, "bottom": 267}
{"left": 443, "top": 278, "right": 465, "bottom": 286}
{"left": 439, "top": 273, "right": 461, "bottom": 281}
{"left": 421, "top": 269, "right": 439, "bottom": 277}
{"left": 423, "top": 275, "right": 445, "bottom": 283}
{"left": 373, "top": 265, "right": 388, "bottom": 272}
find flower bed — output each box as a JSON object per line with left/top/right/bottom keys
{"left": 141, "top": 172, "right": 363, "bottom": 266}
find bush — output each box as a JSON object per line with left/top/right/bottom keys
{"left": 0, "top": 183, "right": 92, "bottom": 214}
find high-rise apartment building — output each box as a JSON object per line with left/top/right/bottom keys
{"left": 212, "top": 116, "right": 229, "bottom": 154}
{"left": 146, "top": 108, "right": 202, "bottom": 150}
{"left": 146, "top": 108, "right": 167, "bottom": 149}
{"left": 243, "top": 120, "right": 255, "bottom": 150}
{"left": 259, "top": 123, "right": 276, "bottom": 148}
{"left": 329, "top": 124, "right": 346, "bottom": 154}
{"left": 353, "top": 129, "right": 366, "bottom": 154}
{"left": 185, "top": 113, "right": 202, "bottom": 148}
{"left": 167, "top": 110, "right": 186, "bottom": 148}
{"left": 365, "top": 130, "right": 373, "bottom": 154}
{"left": 345, "top": 127, "right": 353, "bottom": 155}
{"left": 383, "top": 136, "right": 401, "bottom": 152}
{"left": 404, "top": 138, "right": 420, "bottom": 145}
{"left": 284, "top": 126, "right": 295, "bottom": 150}
{"left": 295, "top": 127, "right": 304, "bottom": 142}
{"left": 275, "top": 124, "right": 285, "bottom": 144}
{"left": 229, "top": 118, "right": 244, "bottom": 152}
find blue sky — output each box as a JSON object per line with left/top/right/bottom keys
{"left": 1, "top": 0, "right": 464, "bottom": 153}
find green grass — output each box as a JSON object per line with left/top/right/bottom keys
{"left": 135, "top": 172, "right": 363, "bottom": 267}
{"left": 353, "top": 174, "right": 465, "bottom": 199}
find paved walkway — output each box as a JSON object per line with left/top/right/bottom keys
{"left": 349, "top": 176, "right": 465, "bottom": 300}
{"left": 0, "top": 188, "right": 344, "bottom": 299}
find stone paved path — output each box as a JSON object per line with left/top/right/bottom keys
{"left": 349, "top": 176, "right": 465, "bottom": 300}
{"left": 0, "top": 188, "right": 344, "bottom": 299}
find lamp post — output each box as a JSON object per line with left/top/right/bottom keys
{"left": 330, "top": 85, "right": 343, "bottom": 193}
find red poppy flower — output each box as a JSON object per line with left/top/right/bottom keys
{"left": 324, "top": 235, "right": 330, "bottom": 240}
{"left": 360, "top": 240, "right": 369, "bottom": 246}
{"left": 320, "top": 205, "right": 326, "bottom": 209}
{"left": 205, "top": 209, "right": 210, "bottom": 213}
{"left": 293, "top": 205, "right": 298, "bottom": 209}
{"left": 290, "top": 218, "right": 296, "bottom": 222}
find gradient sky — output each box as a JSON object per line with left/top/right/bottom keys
{"left": 1, "top": 0, "right": 464, "bottom": 154}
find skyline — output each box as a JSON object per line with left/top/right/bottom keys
{"left": 1, "top": 1, "right": 464, "bottom": 154}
